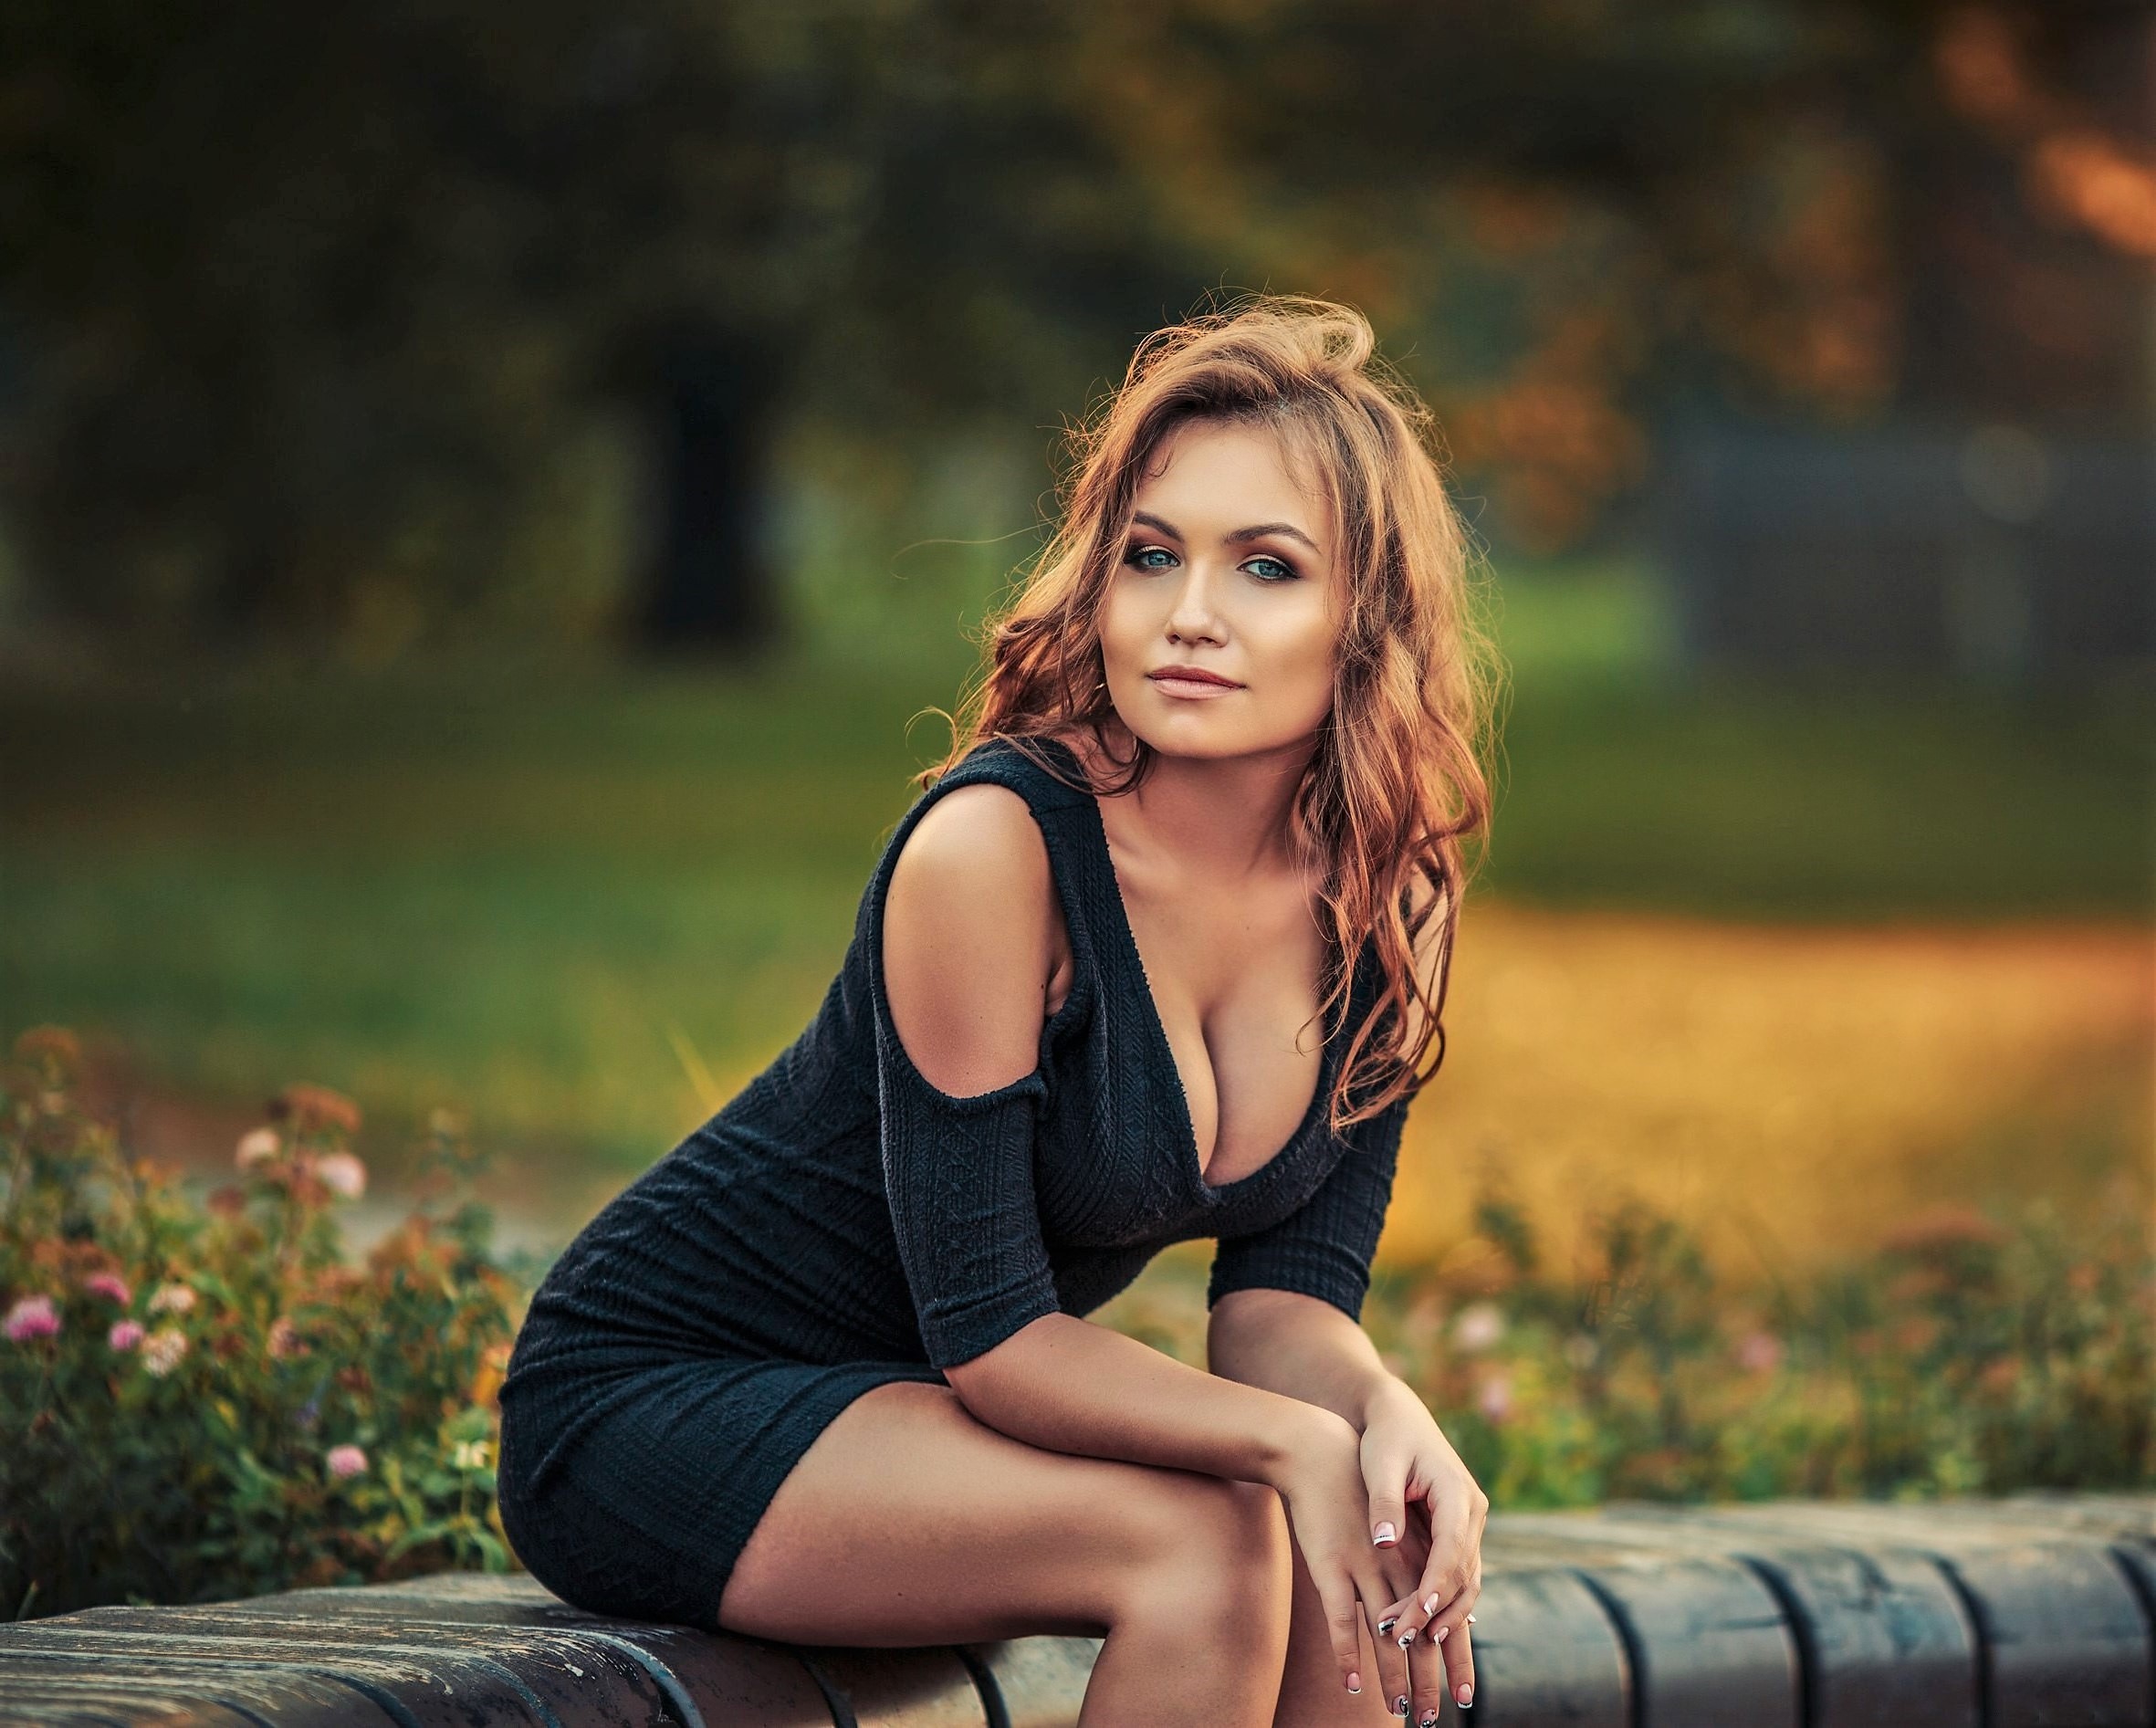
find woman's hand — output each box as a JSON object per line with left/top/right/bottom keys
{"left": 1269, "top": 1403, "right": 1424, "bottom": 1707}
{"left": 1361, "top": 1377, "right": 1487, "bottom": 1717}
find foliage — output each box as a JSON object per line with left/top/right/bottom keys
{"left": 1359, "top": 1176, "right": 2156, "bottom": 1507}
{"left": 0, "top": 1027, "right": 525, "bottom": 1621}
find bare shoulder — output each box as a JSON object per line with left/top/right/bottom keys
{"left": 881, "top": 782, "right": 1061, "bottom": 1098}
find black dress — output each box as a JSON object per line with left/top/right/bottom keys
{"left": 494, "top": 732, "right": 1417, "bottom": 1628}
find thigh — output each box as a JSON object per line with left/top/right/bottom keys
{"left": 717, "top": 1377, "right": 1244, "bottom": 1647}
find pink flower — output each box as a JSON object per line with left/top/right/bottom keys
{"left": 147, "top": 1282, "right": 197, "bottom": 1316}
{"left": 109, "top": 1318, "right": 146, "bottom": 1352}
{"left": 326, "top": 1444, "right": 369, "bottom": 1481}
{"left": 235, "top": 1127, "right": 282, "bottom": 1170}
{"left": 83, "top": 1272, "right": 133, "bottom": 1305}
{"left": 313, "top": 1151, "right": 367, "bottom": 1200}
{"left": 5, "top": 1294, "right": 59, "bottom": 1342}
{"left": 1475, "top": 1370, "right": 1513, "bottom": 1424}
{"left": 1452, "top": 1301, "right": 1505, "bottom": 1353}
{"left": 141, "top": 1326, "right": 189, "bottom": 1377}
{"left": 1735, "top": 1331, "right": 1785, "bottom": 1374}
{"left": 267, "top": 1315, "right": 308, "bottom": 1359}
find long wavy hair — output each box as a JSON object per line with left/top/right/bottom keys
{"left": 916, "top": 292, "right": 1502, "bottom": 1134}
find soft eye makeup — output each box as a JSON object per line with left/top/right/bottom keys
{"left": 1121, "top": 542, "right": 1301, "bottom": 583}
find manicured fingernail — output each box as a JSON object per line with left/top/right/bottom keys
{"left": 1419, "top": 1712, "right": 1441, "bottom": 1727}
{"left": 1466, "top": 1612, "right": 1477, "bottom": 1624}
{"left": 1346, "top": 1670, "right": 1361, "bottom": 1693}
{"left": 1373, "top": 1520, "right": 1397, "bottom": 1545}
{"left": 1397, "top": 1626, "right": 1417, "bottom": 1648}
{"left": 1437, "top": 1622, "right": 1450, "bottom": 1641}
{"left": 1378, "top": 1615, "right": 1398, "bottom": 1635}
{"left": 1393, "top": 1693, "right": 1408, "bottom": 1715}
{"left": 1422, "top": 1591, "right": 1440, "bottom": 1614}
{"left": 1458, "top": 1682, "right": 1473, "bottom": 1707}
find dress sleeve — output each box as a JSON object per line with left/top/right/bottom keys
{"left": 869, "top": 877, "right": 1064, "bottom": 1373}
{"left": 1206, "top": 1086, "right": 1413, "bottom": 1324}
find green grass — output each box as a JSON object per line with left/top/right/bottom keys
{"left": 2, "top": 562, "right": 2148, "bottom": 1196}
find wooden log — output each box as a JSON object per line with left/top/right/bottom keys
{"left": 0, "top": 1652, "right": 401, "bottom": 1728}
{"left": 1481, "top": 1524, "right": 1801, "bottom": 1728}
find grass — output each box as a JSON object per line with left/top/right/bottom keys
{"left": 1, "top": 560, "right": 2149, "bottom": 1254}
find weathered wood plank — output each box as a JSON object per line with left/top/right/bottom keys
{"left": 1667, "top": 1502, "right": 2154, "bottom": 1728}
{"left": 1481, "top": 1526, "right": 1801, "bottom": 1728}
{"left": 1487, "top": 1504, "right": 1980, "bottom": 1728}
{"left": 0, "top": 1653, "right": 395, "bottom": 1728}
{"left": 213, "top": 1580, "right": 836, "bottom": 1726}
{"left": 0, "top": 1631, "right": 548, "bottom": 1728}
{"left": 1460, "top": 1565, "right": 1632, "bottom": 1728}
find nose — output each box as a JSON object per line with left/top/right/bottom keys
{"left": 1166, "top": 559, "right": 1227, "bottom": 644}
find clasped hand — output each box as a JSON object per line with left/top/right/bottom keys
{"left": 1276, "top": 1385, "right": 1486, "bottom": 1720}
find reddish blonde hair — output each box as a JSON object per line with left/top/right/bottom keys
{"left": 919, "top": 292, "right": 1500, "bottom": 1132}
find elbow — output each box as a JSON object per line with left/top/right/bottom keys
{"left": 939, "top": 1312, "right": 1063, "bottom": 1423}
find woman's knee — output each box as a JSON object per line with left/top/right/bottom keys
{"left": 1115, "top": 1472, "right": 1293, "bottom": 1638}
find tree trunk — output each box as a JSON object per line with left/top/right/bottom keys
{"left": 633, "top": 329, "right": 787, "bottom": 658}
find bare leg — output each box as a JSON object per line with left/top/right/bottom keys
{"left": 717, "top": 1378, "right": 1294, "bottom": 1726}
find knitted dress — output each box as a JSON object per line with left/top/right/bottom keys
{"left": 494, "top": 731, "right": 1417, "bottom": 1629}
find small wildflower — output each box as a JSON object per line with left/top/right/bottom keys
{"left": 271, "top": 1084, "right": 362, "bottom": 1137}
{"left": 235, "top": 1126, "right": 282, "bottom": 1170}
{"left": 5, "top": 1294, "right": 60, "bottom": 1342}
{"left": 267, "top": 1315, "right": 307, "bottom": 1359}
{"left": 293, "top": 1394, "right": 322, "bottom": 1434}
{"left": 108, "top": 1318, "right": 146, "bottom": 1352}
{"left": 1452, "top": 1301, "right": 1505, "bottom": 1353}
{"left": 147, "top": 1282, "right": 198, "bottom": 1316}
{"left": 82, "top": 1272, "right": 133, "bottom": 1305}
{"left": 1475, "top": 1369, "right": 1512, "bottom": 1424}
{"left": 326, "top": 1443, "right": 369, "bottom": 1481}
{"left": 1735, "top": 1331, "right": 1785, "bottom": 1374}
{"left": 313, "top": 1151, "right": 367, "bottom": 1200}
{"left": 141, "top": 1326, "right": 190, "bottom": 1377}
{"left": 449, "top": 1439, "right": 493, "bottom": 1471}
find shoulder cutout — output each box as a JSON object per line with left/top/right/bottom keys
{"left": 881, "top": 781, "right": 1062, "bottom": 1100}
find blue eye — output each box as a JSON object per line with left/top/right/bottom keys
{"left": 1125, "top": 546, "right": 1176, "bottom": 571}
{"left": 1244, "top": 556, "right": 1297, "bottom": 582}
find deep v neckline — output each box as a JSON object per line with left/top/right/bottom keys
{"left": 1042, "top": 735, "right": 1341, "bottom": 1199}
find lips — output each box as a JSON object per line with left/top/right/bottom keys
{"left": 1146, "top": 667, "right": 1240, "bottom": 687}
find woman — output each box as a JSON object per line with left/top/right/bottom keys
{"left": 496, "top": 294, "right": 1498, "bottom": 1726}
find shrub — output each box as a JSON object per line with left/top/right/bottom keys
{"left": 1361, "top": 1175, "right": 2156, "bottom": 1506}
{"left": 1, "top": 1026, "right": 528, "bottom": 1619}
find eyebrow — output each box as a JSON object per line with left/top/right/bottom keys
{"left": 1127, "top": 510, "right": 1324, "bottom": 558}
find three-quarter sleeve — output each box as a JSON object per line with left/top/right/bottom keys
{"left": 1206, "top": 1086, "right": 1414, "bottom": 1324}
{"left": 870, "top": 950, "right": 1063, "bottom": 1372}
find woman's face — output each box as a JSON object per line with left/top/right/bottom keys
{"left": 1099, "top": 417, "right": 1342, "bottom": 762}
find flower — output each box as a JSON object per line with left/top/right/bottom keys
{"left": 1452, "top": 1301, "right": 1506, "bottom": 1353}
{"left": 326, "top": 1444, "right": 369, "bottom": 1481}
{"left": 267, "top": 1315, "right": 307, "bottom": 1359}
{"left": 141, "top": 1326, "right": 190, "bottom": 1377}
{"left": 449, "top": 1439, "right": 493, "bottom": 1471}
{"left": 5, "top": 1294, "right": 60, "bottom": 1342}
{"left": 109, "top": 1318, "right": 146, "bottom": 1352}
{"left": 271, "top": 1084, "right": 361, "bottom": 1136}
{"left": 1475, "top": 1369, "right": 1513, "bottom": 1424}
{"left": 82, "top": 1272, "right": 133, "bottom": 1305}
{"left": 313, "top": 1151, "right": 367, "bottom": 1200}
{"left": 1735, "top": 1331, "right": 1785, "bottom": 1374}
{"left": 235, "top": 1127, "right": 282, "bottom": 1170}
{"left": 147, "top": 1282, "right": 198, "bottom": 1316}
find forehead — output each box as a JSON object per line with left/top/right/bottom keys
{"left": 1134, "top": 419, "right": 1331, "bottom": 533}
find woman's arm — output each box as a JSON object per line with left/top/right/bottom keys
{"left": 1206, "top": 1285, "right": 1403, "bottom": 1434}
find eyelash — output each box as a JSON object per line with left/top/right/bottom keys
{"left": 1122, "top": 544, "right": 1300, "bottom": 583}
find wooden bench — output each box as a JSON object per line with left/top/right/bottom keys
{"left": 3, "top": 1491, "right": 2151, "bottom": 1725}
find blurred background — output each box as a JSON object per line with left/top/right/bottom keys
{"left": 1, "top": 0, "right": 2149, "bottom": 1286}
